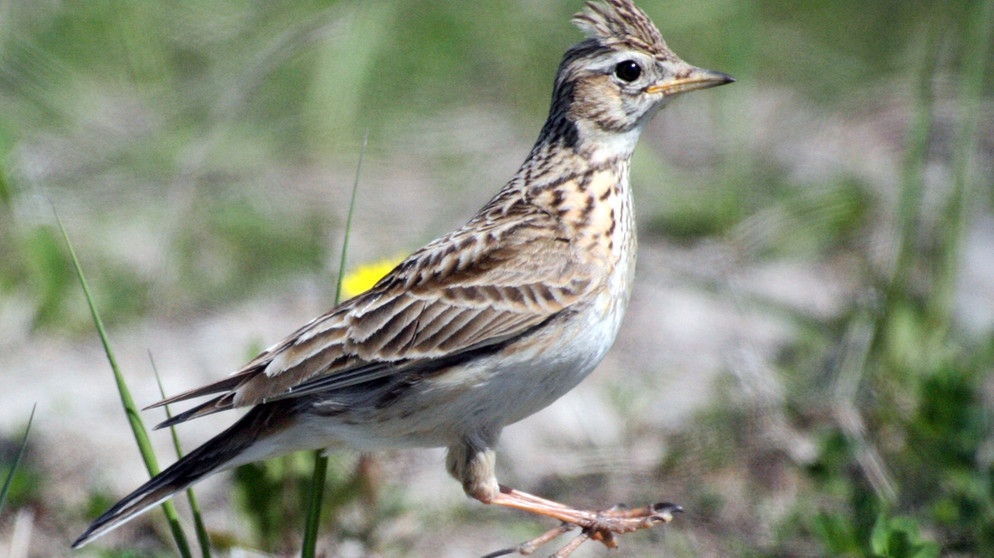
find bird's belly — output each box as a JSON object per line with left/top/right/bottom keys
{"left": 477, "top": 296, "right": 627, "bottom": 425}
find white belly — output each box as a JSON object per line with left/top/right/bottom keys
{"left": 465, "top": 290, "right": 628, "bottom": 428}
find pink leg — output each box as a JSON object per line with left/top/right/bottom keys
{"left": 484, "top": 484, "right": 682, "bottom": 556}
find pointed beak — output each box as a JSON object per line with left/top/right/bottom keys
{"left": 646, "top": 66, "right": 735, "bottom": 96}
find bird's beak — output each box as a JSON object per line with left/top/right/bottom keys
{"left": 646, "top": 66, "right": 735, "bottom": 96}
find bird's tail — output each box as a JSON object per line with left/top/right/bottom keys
{"left": 72, "top": 403, "right": 295, "bottom": 548}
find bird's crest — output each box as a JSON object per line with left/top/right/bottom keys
{"left": 572, "top": 0, "right": 673, "bottom": 58}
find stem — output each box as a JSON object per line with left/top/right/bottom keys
{"left": 56, "top": 209, "right": 192, "bottom": 557}
{"left": 301, "top": 130, "right": 369, "bottom": 558}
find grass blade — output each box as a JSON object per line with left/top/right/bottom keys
{"left": 55, "top": 210, "right": 192, "bottom": 557}
{"left": 0, "top": 403, "right": 36, "bottom": 517}
{"left": 301, "top": 130, "right": 369, "bottom": 558}
{"left": 150, "top": 352, "right": 212, "bottom": 558}
{"left": 333, "top": 130, "right": 370, "bottom": 306}
{"left": 927, "top": 0, "right": 994, "bottom": 333}
{"left": 887, "top": 17, "right": 940, "bottom": 309}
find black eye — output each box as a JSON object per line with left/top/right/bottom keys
{"left": 614, "top": 60, "right": 642, "bottom": 82}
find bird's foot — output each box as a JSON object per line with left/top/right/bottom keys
{"left": 483, "top": 485, "right": 682, "bottom": 557}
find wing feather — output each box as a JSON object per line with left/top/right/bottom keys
{"left": 152, "top": 205, "right": 598, "bottom": 424}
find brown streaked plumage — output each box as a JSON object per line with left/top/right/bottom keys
{"left": 73, "top": 1, "right": 732, "bottom": 555}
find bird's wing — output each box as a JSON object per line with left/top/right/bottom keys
{"left": 150, "top": 202, "right": 599, "bottom": 427}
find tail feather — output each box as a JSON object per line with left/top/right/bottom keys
{"left": 72, "top": 403, "right": 294, "bottom": 548}
{"left": 154, "top": 393, "right": 236, "bottom": 430}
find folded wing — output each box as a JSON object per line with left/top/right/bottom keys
{"left": 150, "top": 206, "right": 596, "bottom": 428}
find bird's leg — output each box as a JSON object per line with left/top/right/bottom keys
{"left": 492, "top": 484, "right": 682, "bottom": 542}
{"left": 448, "top": 443, "right": 680, "bottom": 557}
{"left": 485, "top": 484, "right": 682, "bottom": 556}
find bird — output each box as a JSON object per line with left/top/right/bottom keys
{"left": 73, "top": 0, "right": 732, "bottom": 555}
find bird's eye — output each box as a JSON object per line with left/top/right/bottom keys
{"left": 614, "top": 60, "right": 642, "bottom": 83}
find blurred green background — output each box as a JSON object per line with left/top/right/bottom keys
{"left": 1, "top": 0, "right": 992, "bottom": 556}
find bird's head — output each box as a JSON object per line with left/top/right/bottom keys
{"left": 543, "top": 0, "right": 733, "bottom": 159}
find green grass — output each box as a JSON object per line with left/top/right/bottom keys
{"left": 58, "top": 213, "right": 195, "bottom": 557}
{"left": 302, "top": 130, "right": 368, "bottom": 558}
{"left": 151, "top": 356, "right": 212, "bottom": 558}
{"left": 0, "top": 405, "right": 36, "bottom": 517}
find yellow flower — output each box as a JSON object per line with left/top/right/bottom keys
{"left": 340, "top": 257, "right": 402, "bottom": 299}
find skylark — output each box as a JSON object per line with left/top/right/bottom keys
{"left": 74, "top": 0, "right": 732, "bottom": 555}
